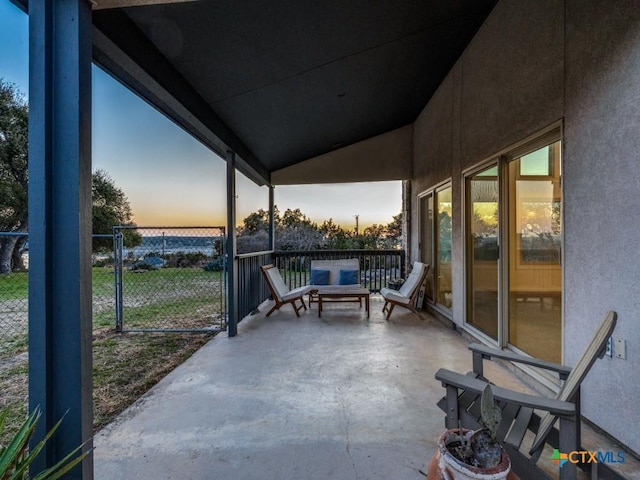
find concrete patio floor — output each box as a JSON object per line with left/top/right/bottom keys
{"left": 94, "top": 295, "right": 637, "bottom": 479}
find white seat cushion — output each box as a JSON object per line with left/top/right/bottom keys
{"left": 282, "top": 285, "right": 313, "bottom": 301}
{"left": 380, "top": 287, "right": 412, "bottom": 305}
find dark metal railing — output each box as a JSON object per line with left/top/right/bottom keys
{"left": 272, "top": 249, "right": 405, "bottom": 293}
{"left": 236, "top": 250, "right": 274, "bottom": 321}
{"left": 234, "top": 248, "right": 405, "bottom": 322}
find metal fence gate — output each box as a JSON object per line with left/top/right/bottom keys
{"left": 113, "top": 226, "right": 227, "bottom": 333}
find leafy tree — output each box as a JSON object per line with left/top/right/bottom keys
{"left": 0, "top": 81, "right": 142, "bottom": 272}
{"left": 0, "top": 80, "right": 28, "bottom": 274}
{"left": 361, "top": 224, "right": 387, "bottom": 249}
{"left": 386, "top": 213, "right": 403, "bottom": 242}
{"left": 320, "top": 219, "right": 357, "bottom": 249}
{"left": 92, "top": 169, "right": 142, "bottom": 252}
{"left": 318, "top": 219, "right": 342, "bottom": 237}
{"left": 276, "top": 223, "right": 323, "bottom": 251}
{"left": 237, "top": 207, "right": 276, "bottom": 236}
{"left": 276, "top": 208, "right": 322, "bottom": 250}
{"left": 280, "top": 208, "right": 315, "bottom": 229}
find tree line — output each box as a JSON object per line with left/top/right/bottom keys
{"left": 237, "top": 207, "right": 402, "bottom": 254}
{"left": 0, "top": 80, "right": 139, "bottom": 274}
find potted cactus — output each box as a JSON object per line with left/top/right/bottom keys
{"left": 428, "top": 384, "right": 513, "bottom": 480}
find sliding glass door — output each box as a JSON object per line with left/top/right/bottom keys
{"left": 464, "top": 132, "right": 562, "bottom": 362}
{"left": 466, "top": 165, "right": 499, "bottom": 339}
{"left": 419, "top": 184, "right": 452, "bottom": 313}
{"left": 507, "top": 141, "right": 562, "bottom": 362}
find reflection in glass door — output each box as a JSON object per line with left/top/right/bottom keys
{"left": 508, "top": 141, "right": 562, "bottom": 362}
{"left": 419, "top": 185, "right": 453, "bottom": 312}
{"left": 466, "top": 165, "right": 499, "bottom": 339}
{"left": 436, "top": 186, "right": 453, "bottom": 310}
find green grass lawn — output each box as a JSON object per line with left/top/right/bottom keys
{"left": 0, "top": 266, "right": 224, "bottom": 445}
{"left": 0, "top": 271, "right": 27, "bottom": 301}
{"left": 0, "top": 267, "right": 224, "bottom": 302}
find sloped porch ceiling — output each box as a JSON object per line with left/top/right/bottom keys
{"left": 14, "top": 0, "right": 497, "bottom": 186}
{"left": 90, "top": 0, "right": 496, "bottom": 186}
{"left": 272, "top": 125, "right": 413, "bottom": 185}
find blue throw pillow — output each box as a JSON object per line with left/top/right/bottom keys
{"left": 310, "top": 269, "right": 330, "bottom": 285}
{"left": 339, "top": 269, "right": 359, "bottom": 285}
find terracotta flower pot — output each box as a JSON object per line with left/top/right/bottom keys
{"left": 427, "top": 429, "right": 513, "bottom": 480}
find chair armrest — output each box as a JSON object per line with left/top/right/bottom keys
{"left": 469, "top": 343, "right": 572, "bottom": 380}
{"left": 435, "top": 368, "right": 575, "bottom": 417}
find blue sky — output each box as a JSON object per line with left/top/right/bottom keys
{"left": 0, "top": 0, "right": 401, "bottom": 229}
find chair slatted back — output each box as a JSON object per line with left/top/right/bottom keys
{"left": 530, "top": 311, "right": 617, "bottom": 454}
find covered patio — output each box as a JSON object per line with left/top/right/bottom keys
{"left": 13, "top": 0, "right": 640, "bottom": 478}
{"left": 92, "top": 298, "right": 637, "bottom": 479}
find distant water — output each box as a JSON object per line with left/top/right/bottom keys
{"left": 123, "top": 235, "right": 223, "bottom": 258}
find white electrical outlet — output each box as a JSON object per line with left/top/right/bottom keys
{"left": 614, "top": 338, "right": 626, "bottom": 360}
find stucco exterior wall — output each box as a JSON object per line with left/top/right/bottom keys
{"left": 411, "top": 0, "right": 640, "bottom": 453}
{"left": 563, "top": 0, "right": 640, "bottom": 454}
{"left": 272, "top": 125, "right": 413, "bottom": 185}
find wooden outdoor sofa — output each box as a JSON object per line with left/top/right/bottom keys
{"left": 307, "top": 258, "right": 362, "bottom": 301}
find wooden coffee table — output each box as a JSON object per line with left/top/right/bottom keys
{"left": 316, "top": 286, "right": 370, "bottom": 318}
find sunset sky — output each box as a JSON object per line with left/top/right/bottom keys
{"left": 0, "top": 1, "right": 401, "bottom": 230}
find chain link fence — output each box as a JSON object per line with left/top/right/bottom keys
{"left": 1, "top": 227, "right": 227, "bottom": 359}
{"left": 0, "top": 232, "right": 29, "bottom": 360}
{"left": 114, "top": 226, "right": 227, "bottom": 333}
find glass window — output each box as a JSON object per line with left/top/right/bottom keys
{"left": 519, "top": 147, "right": 552, "bottom": 176}
{"left": 508, "top": 140, "right": 562, "bottom": 362}
{"left": 464, "top": 131, "right": 562, "bottom": 362}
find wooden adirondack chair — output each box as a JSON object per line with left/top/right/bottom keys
{"left": 260, "top": 264, "right": 312, "bottom": 317}
{"left": 435, "top": 311, "right": 618, "bottom": 480}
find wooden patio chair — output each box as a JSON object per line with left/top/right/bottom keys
{"left": 435, "top": 311, "right": 618, "bottom": 480}
{"left": 260, "top": 264, "right": 312, "bottom": 317}
{"left": 379, "top": 261, "right": 429, "bottom": 319}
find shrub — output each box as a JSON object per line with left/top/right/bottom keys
{"left": 203, "top": 257, "right": 225, "bottom": 272}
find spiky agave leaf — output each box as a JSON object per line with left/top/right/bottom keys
{"left": 0, "top": 408, "right": 40, "bottom": 479}
{"left": 31, "top": 441, "right": 90, "bottom": 480}
{"left": 480, "top": 384, "right": 501, "bottom": 442}
{"left": 0, "top": 408, "right": 90, "bottom": 480}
